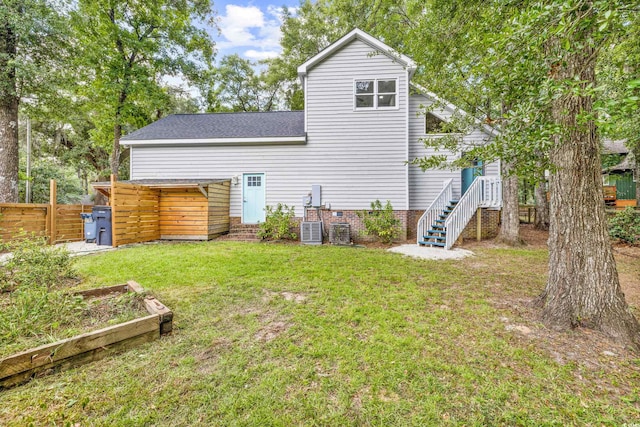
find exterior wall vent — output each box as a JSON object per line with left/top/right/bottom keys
{"left": 301, "top": 221, "right": 323, "bottom": 245}
{"left": 329, "top": 223, "right": 350, "bottom": 245}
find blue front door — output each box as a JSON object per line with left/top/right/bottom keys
{"left": 243, "top": 173, "right": 265, "bottom": 223}
{"left": 461, "top": 160, "right": 484, "bottom": 195}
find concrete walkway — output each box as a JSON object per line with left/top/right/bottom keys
{"left": 0, "top": 241, "right": 114, "bottom": 264}
{"left": 388, "top": 244, "right": 473, "bottom": 260}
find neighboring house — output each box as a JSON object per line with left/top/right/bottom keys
{"left": 119, "top": 29, "right": 502, "bottom": 247}
{"left": 602, "top": 139, "right": 637, "bottom": 207}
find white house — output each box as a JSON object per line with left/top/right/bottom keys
{"left": 120, "top": 29, "right": 502, "bottom": 248}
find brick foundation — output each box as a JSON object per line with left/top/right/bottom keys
{"left": 304, "top": 209, "right": 408, "bottom": 243}
{"left": 230, "top": 207, "right": 500, "bottom": 244}
{"left": 459, "top": 208, "right": 501, "bottom": 241}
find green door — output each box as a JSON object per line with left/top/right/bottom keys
{"left": 243, "top": 173, "right": 265, "bottom": 223}
{"left": 615, "top": 173, "right": 636, "bottom": 200}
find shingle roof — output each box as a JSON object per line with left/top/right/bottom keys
{"left": 120, "top": 111, "right": 305, "bottom": 141}
{"left": 602, "top": 139, "right": 629, "bottom": 154}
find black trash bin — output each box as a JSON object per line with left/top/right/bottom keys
{"left": 81, "top": 212, "right": 97, "bottom": 243}
{"left": 92, "top": 206, "right": 112, "bottom": 246}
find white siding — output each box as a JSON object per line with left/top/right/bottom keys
{"left": 130, "top": 38, "right": 410, "bottom": 218}
{"left": 408, "top": 94, "right": 498, "bottom": 210}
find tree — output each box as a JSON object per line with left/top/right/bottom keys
{"left": 203, "top": 55, "right": 283, "bottom": 112}
{"left": 71, "top": 0, "right": 215, "bottom": 177}
{"left": 0, "top": 0, "right": 65, "bottom": 202}
{"left": 536, "top": 2, "right": 639, "bottom": 348}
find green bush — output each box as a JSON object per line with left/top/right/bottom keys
{"left": 1, "top": 235, "right": 76, "bottom": 292}
{"left": 257, "top": 203, "right": 298, "bottom": 241}
{"left": 0, "top": 236, "right": 84, "bottom": 348}
{"left": 608, "top": 207, "right": 640, "bottom": 244}
{"left": 357, "top": 200, "right": 401, "bottom": 244}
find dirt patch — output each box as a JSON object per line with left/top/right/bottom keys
{"left": 254, "top": 321, "right": 291, "bottom": 342}
{"left": 496, "top": 298, "right": 637, "bottom": 374}
{"left": 196, "top": 337, "right": 232, "bottom": 374}
{"left": 263, "top": 289, "right": 308, "bottom": 304}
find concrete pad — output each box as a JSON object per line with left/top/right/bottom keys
{"left": 55, "top": 241, "right": 115, "bottom": 257}
{"left": 1, "top": 241, "right": 114, "bottom": 265}
{"left": 388, "top": 244, "right": 474, "bottom": 260}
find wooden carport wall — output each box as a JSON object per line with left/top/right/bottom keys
{"left": 94, "top": 176, "right": 230, "bottom": 247}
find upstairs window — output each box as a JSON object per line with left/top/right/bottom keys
{"left": 355, "top": 79, "right": 397, "bottom": 109}
{"left": 425, "top": 112, "right": 452, "bottom": 134}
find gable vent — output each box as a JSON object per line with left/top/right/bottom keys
{"left": 301, "top": 222, "right": 322, "bottom": 245}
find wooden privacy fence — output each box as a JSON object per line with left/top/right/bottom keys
{"left": 0, "top": 181, "right": 90, "bottom": 244}
{"left": 111, "top": 177, "right": 160, "bottom": 247}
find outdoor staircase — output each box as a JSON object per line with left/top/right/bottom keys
{"left": 219, "top": 223, "right": 261, "bottom": 241}
{"left": 419, "top": 200, "right": 459, "bottom": 248}
{"left": 417, "top": 177, "right": 502, "bottom": 250}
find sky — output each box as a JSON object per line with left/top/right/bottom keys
{"left": 211, "top": 0, "right": 300, "bottom": 61}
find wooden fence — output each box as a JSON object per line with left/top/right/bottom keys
{"left": 111, "top": 177, "right": 160, "bottom": 247}
{"left": 0, "top": 181, "right": 90, "bottom": 245}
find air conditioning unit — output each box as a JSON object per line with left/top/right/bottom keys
{"left": 300, "top": 221, "right": 322, "bottom": 245}
{"left": 329, "top": 223, "right": 350, "bottom": 245}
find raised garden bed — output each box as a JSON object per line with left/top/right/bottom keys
{"left": 0, "top": 281, "right": 172, "bottom": 389}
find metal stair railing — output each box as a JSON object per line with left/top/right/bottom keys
{"left": 444, "top": 176, "right": 502, "bottom": 249}
{"left": 416, "top": 179, "right": 453, "bottom": 244}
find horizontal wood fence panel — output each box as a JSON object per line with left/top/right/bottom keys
{"left": 0, "top": 205, "right": 50, "bottom": 242}
{"left": 111, "top": 181, "right": 161, "bottom": 247}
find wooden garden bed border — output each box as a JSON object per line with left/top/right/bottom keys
{"left": 0, "top": 280, "right": 172, "bottom": 389}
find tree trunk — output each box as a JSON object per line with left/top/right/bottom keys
{"left": 0, "top": 19, "right": 19, "bottom": 203}
{"left": 497, "top": 161, "right": 522, "bottom": 245}
{"left": 540, "top": 42, "right": 640, "bottom": 350}
{"left": 534, "top": 178, "right": 549, "bottom": 231}
{"left": 111, "top": 122, "right": 121, "bottom": 177}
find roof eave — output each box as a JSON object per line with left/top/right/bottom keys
{"left": 120, "top": 135, "right": 307, "bottom": 147}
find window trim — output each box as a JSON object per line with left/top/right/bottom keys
{"left": 353, "top": 78, "right": 399, "bottom": 111}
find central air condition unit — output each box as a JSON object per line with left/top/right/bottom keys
{"left": 301, "top": 221, "right": 322, "bottom": 245}
{"left": 329, "top": 223, "right": 350, "bottom": 245}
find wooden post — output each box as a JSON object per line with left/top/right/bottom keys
{"left": 476, "top": 207, "right": 482, "bottom": 241}
{"left": 110, "top": 174, "right": 117, "bottom": 247}
{"left": 49, "top": 180, "right": 57, "bottom": 244}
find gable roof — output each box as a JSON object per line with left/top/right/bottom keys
{"left": 297, "top": 28, "right": 417, "bottom": 79}
{"left": 120, "top": 111, "right": 305, "bottom": 146}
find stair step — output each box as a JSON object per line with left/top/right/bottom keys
{"left": 419, "top": 240, "right": 446, "bottom": 247}
{"left": 423, "top": 235, "right": 445, "bottom": 241}
{"left": 450, "top": 200, "right": 459, "bottom": 204}
{"left": 427, "top": 229, "right": 446, "bottom": 235}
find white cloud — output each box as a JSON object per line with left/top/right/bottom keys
{"left": 217, "top": 5, "right": 265, "bottom": 49}
{"left": 216, "top": 3, "right": 290, "bottom": 59}
{"left": 244, "top": 49, "right": 280, "bottom": 60}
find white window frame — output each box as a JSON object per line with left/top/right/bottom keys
{"left": 353, "top": 78, "right": 399, "bottom": 110}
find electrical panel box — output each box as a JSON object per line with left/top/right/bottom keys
{"left": 311, "top": 185, "right": 321, "bottom": 207}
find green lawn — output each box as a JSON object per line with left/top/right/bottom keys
{"left": 1, "top": 241, "right": 639, "bottom": 426}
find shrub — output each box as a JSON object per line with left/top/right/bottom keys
{"left": 357, "top": 200, "right": 401, "bottom": 244}
{"left": 257, "top": 203, "right": 298, "bottom": 241}
{"left": 608, "top": 207, "right": 640, "bottom": 244}
{"left": 1, "top": 234, "right": 76, "bottom": 292}
{"left": 0, "top": 236, "right": 84, "bottom": 347}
